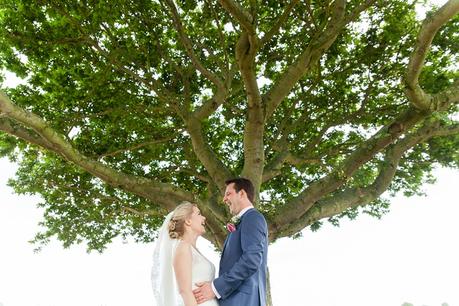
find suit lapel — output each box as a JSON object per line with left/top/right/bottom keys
{"left": 221, "top": 208, "right": 254, "bottom": 256}
{"left": 221, "top": 234, "right": 230, "bottom": 255}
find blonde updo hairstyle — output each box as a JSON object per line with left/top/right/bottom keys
{"left": 168, "top": 201, "right": 196, "bottom": 239}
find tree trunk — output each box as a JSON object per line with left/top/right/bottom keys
{"left": 266, "top": 266, "right": 274, "bottom": 306}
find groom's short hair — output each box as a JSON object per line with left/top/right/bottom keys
{"left": 225, "top": 177, "right": 255, "bottom": 203}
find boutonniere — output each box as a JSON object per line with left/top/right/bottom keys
{"left": 226, "top": 215, "right": 241, "bottom": 233}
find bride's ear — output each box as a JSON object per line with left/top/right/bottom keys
{"left": 184, "top": 218, "right": 192, "bottom": 226}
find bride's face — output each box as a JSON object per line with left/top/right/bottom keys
{"left": 187, "top": 206, "right": 206, "bottom": 235}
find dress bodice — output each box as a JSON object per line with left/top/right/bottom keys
{"left": 190, "top": 246, "right": 216, "bottom": 289}
{"left": 176, "top": 244, "right": 219, "bottom": 306}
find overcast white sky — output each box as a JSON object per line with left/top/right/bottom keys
{"left": 1, "top": 1, "right": 457, "bottom": 306}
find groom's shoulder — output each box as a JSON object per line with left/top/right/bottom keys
{"left": 245, "top": 208, "right": 267, "bottom": 223}
{"left": 243, "top": 209, "right": 268, "bottom": 235}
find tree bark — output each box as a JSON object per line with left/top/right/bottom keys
{"left": 266, "top": 266, "right": 274, "bottom": 306}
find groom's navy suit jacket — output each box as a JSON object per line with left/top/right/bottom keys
{"left": 214, "top": 208, "right": 268, "bottom": 306}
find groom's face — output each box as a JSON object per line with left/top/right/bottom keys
{"left": 223, "top": 183, "right": 242, "bottom": 215}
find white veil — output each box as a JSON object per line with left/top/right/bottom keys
{"left": 151, "top": 211, "right": 180, "bottom": 306}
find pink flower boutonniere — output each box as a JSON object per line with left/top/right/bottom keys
{"left": 226, "top": 223, "right": 236, "bottom": 232}
{"left": 226, "top": 215, "right": 241, "bottom": 233}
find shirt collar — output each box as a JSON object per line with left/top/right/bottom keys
{"left": 237, "top": 205, "right": 254, "bottom": 218}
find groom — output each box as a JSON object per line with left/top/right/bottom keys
{"left": 193, "top": 178, "right": 268, "bottom": 306}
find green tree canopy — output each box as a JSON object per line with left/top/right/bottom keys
{"left": 0, "top": 0, "right": 458, "bottom": 252}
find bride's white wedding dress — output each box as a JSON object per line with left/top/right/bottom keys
{"left": 152, "top": 211, "right": 219, "bottom": 306}
{"left": 178, "top": 244, "right": 219, "bottom": 306}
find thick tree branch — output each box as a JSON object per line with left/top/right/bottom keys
{"left": 263, "top": 143, "right": 355, "bottom": 183}
{"left": 263, "top": 0, "right": 379, "bottom": 120}
{"left": 235, "top": 31, "right": 260, "bottom": 86}
{"left": 206, "top": 182, "right": 230, "bottom": 220}
{"left": 263, "top": 85, "right": 373, "bottom": 183}
{"left": 236, "top": 32, "right": 265, "bottom": 193}
{"left": 405, "top": 0, "right": 459, "bottom": 110}
{"left": 196, "top": 180, "right": 234, "bottom": 247}
{"left": 261, "top": 152, "right": 290, "bottom": 183}
{"left": 263, "top": 0, "right": 347, "bottom": 120}
{"left": 194, "top": 94, "right": 224, "bottom": 120}
{"left": 0, "top": 117, "right": 57, "bottom": 151}
{"left": 121, "top": 206, "right": 155, "bottom": 217}
{"left": 1, "top": 92, "right": 230, "bottom": 242}
{"left": 240, "top": 110, "right": 265, "bottom": 190}
{"left": 224, "top": 4, "right": 264, "bottom": 192}
{"left": 430, "top": 79, "right": 459, "bottom": 111}
{"left": 193, "top": 64, "right": 238, "bottom": 120}
{"left": 184, "top": 116, "right": 233, "bottom": 194}
{"left": 262, "top": 151, "right": 321, "bottom": 183}
{"left": 342, "top": 0, "right": 379, "bottom": 25}
{"left": 271, "top": 120, "right": 459, "bottom": 239}
{"left": 218, "top": 0, "right": 255, "bottom": 34}
{"left": 0, "top": 91, "right": 193, "bottom": 210}
{"left": 270, "top": 106, "right": 429, "bottom": 229}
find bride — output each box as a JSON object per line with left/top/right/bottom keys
{"left": 152, "top": 201, "right": 219, "bottom": 306}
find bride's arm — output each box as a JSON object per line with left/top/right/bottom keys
{"left": 173, "top": 242, "right": 198, "bottom": 306}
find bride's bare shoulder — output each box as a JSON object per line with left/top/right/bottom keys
{"left": 175, "top": 240, "right": 192, "bottom": 255}
{"left": 173, "top": 240, "right": 192, "bottom": 266}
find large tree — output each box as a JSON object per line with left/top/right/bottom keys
{"left": 0, "top": 0, "right": 458, "bottom": 285}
